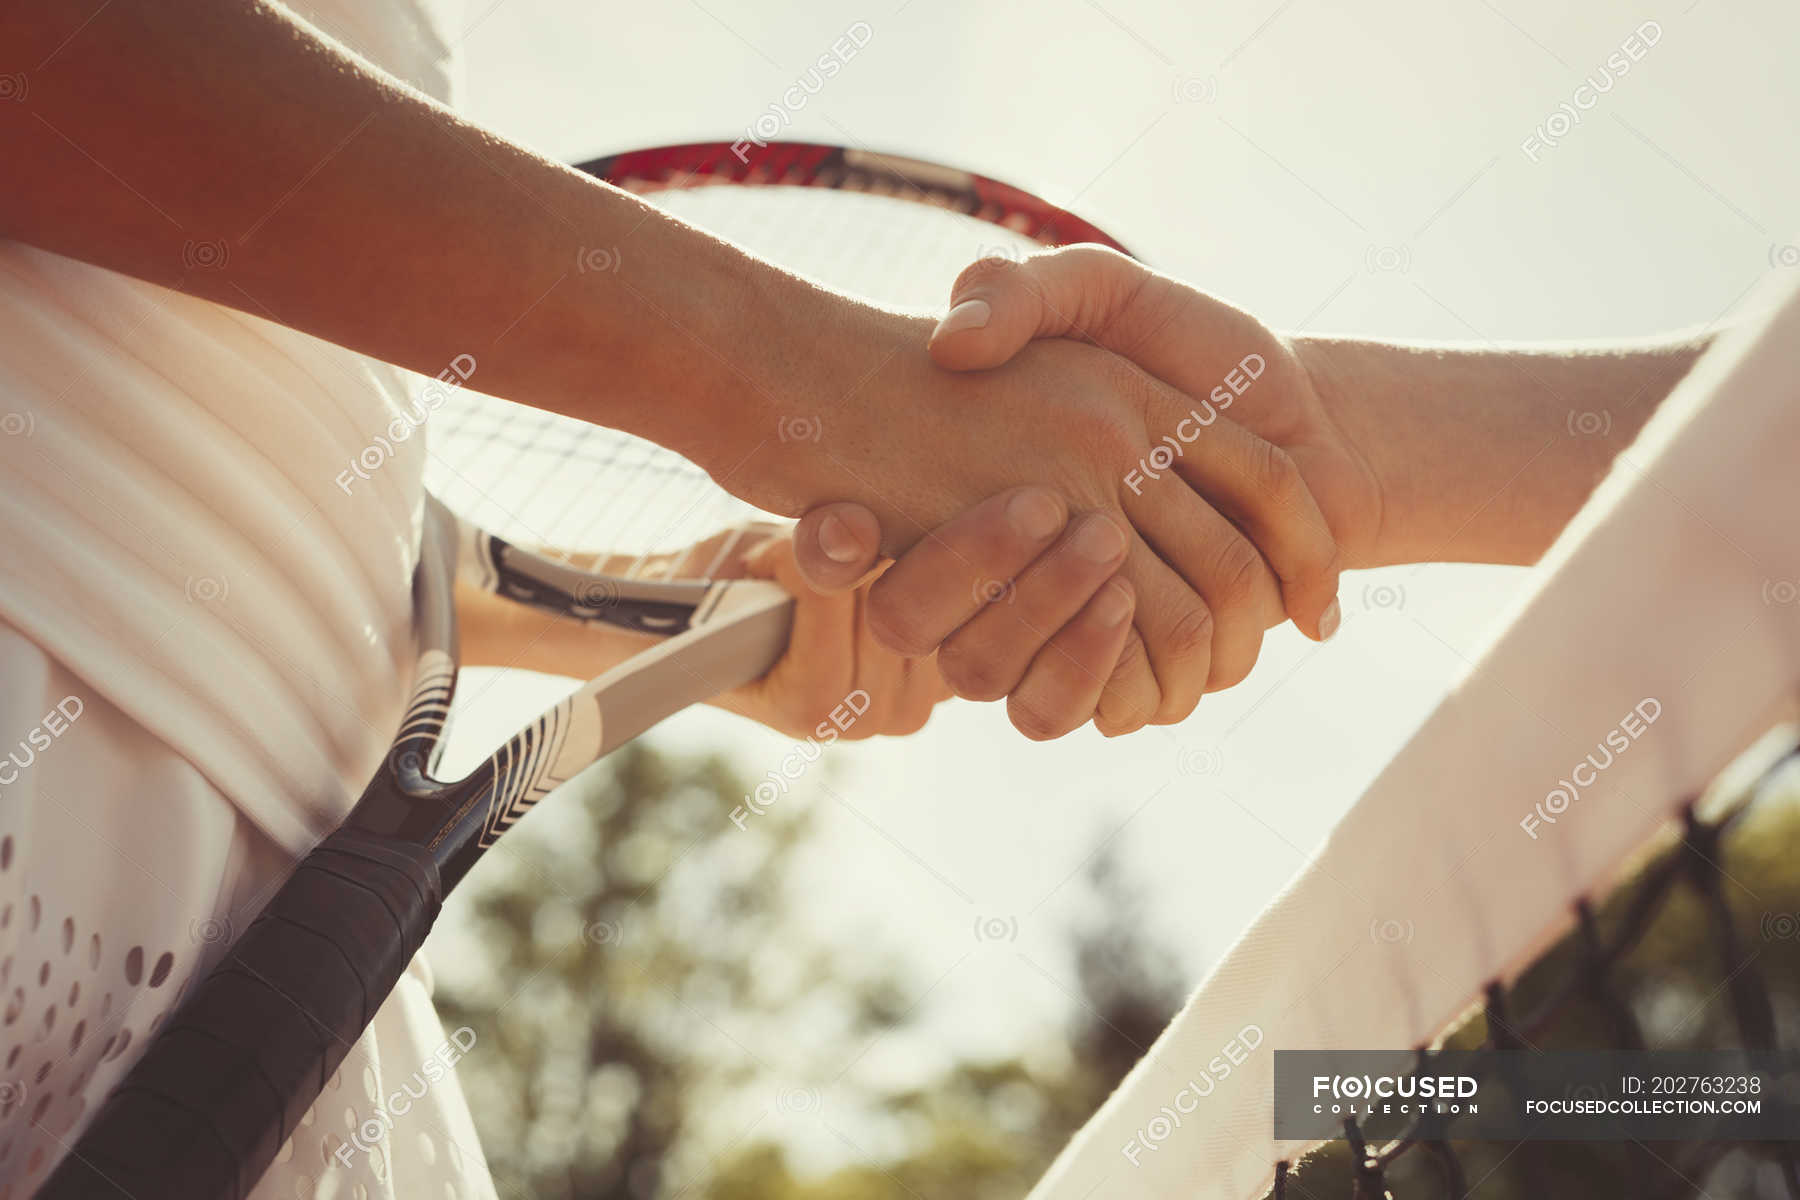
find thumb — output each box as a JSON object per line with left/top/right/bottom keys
{"left": 926, "top": 245, "right": 1154, "bottom": 372}
{"left": 791, "top": 502, "right": 886, "bottom": 593}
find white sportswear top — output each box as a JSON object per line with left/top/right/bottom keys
{"left": 0, "top": 2, "right": 497, "bottom": 1196}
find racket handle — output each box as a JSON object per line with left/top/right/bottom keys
{"left": 41, "top": 828, "right": 442, "bottom": 1200}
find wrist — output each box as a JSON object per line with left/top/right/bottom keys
{"left": 682, "top": 294, "right": 933, "bottom": 523}
{"left": 525, "top": 190, "right": 897, "bottom": 495}
{"left": 609, "top": 264, "right": 916, "bottom": 515}
{"left": 1286, "top": 332, "right": 1707, "bottom": 567}
{"left": 552, "top": 244, "right": 791, "bottom": 471}
{"left": 1282, "top": 333, "right": 1397, "bottom": 569}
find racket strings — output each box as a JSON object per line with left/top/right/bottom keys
{"left": 425, "top": 184, "right": 1046, "bottom": 578}
{"left": 1270, "top": 747, "right": 1800, "bottom": 1200}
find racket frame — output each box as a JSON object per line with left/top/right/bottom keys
{"left": 577, "top": 139, "right": 1136, "bottom": 257}
{"left": 347, "top": 497, "right": 793, "bottom": 891}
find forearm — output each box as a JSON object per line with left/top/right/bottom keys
{"left": 455, "top": 579, "right": 649, "bottom": 675}
{"left": 0, "top": 0, "right": 861, "bottom": 468}
{"left": 456, "top": 581, "right": 779, "bottom": 724}
{"left": 1293, "top": 332, "right": 1710, "bottom": 566}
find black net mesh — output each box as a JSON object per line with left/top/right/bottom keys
{"left": 1268, "top": 740, "right": 1800, "bottom": 1200}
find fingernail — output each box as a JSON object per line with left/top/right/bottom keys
{"left": 1006, "top": 489, "right": 1064, "bottom": 541}
{"left": 818, "top": 512, "right": 864, "bottom": 563}
{"left": 1318, "top": 598, "right": 1341, "bottom": 640}
{"left": 1092, "top": 582, "right": 1133, "bottom": 627}
{"left": 929, "top": 298, "right": 991, "bottom": 342}
{"left": 1071, "top": 514, "right": 1126, "bottom": 563}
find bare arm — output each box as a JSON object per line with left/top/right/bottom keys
{"left": 1295, "top": 332, "right": 1709, "bottom": 566}
{"left": 924, "top": 246, "right": 1711, "bottom": 570}
{"left": 0, "top": 2, "right": 1362, "bottom": 732}
{"left": 0, "top": 0, "right": 854, "bottom": 470}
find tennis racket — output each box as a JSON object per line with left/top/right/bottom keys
{"left": 42, "top": 141, "right": 1134, "bottom": 1200}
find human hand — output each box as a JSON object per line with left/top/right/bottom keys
{"left": 786, "top": 487, "right": 1137, "bottom": 740}
{"left": 683, "top": 495, "right": 1138, "bottom": 740}
{"left": 926, "top": 245, "right": 1384, "bottom": 574}
{"left": 455, "top": 497, "right": 1132, "bottom": 742}
{"left": 693, "top": 523, "right": 951, "bottom": 740}
{"left": 454, "top": 524, "right": 947, "bottom": 739}
{"left": 709, "top": 303, "right": 1341, "bottom": 735}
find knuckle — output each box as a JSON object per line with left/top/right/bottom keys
{"left": 1095, "top": 698, "right": 1154, "bottom": 737}
{"left": 1151, "top": 694, "right": 1201, "bottom": 726}
{"left": 1309, "top": 541, "right": 1345, "bottom": 592}
{"left": 890, "top": 702, "right": 935, "bottom": 737}
{"left": 1209, "top": 535, "right": 1270, "bottom": 608}
{"left": 1008, "top": 693, "right": 1073, "bottom": 742}
{"left": 1162, "top": 599, "right": 1216, "bottom": 667}
{"left": 1088, "top": 359, "right": 1162, "bottom": 443}
{"left": 1094, "top": 635, "right": 1155, "bottom": 736}
{"left": 1093, "top": 273, "right": 1174, "bottom": 361}
{"left": 1065, "top": 358, "right": 1145, "bottom": 443}
{"left": 1106, "top": 624, "right": 1151, "bottom": 678}
{"left": 1250, "top": 441, "right": 1305, "bottom": 508}
{"left": 864, "top": 589, "right": 935, "bottom": 658}
{"left": 936, "top": 639, "right": 1011, "bottom": 703}
{"left": 1207, "top": 634, "right": 1263, "bottom": 693}
{"left": 950, "top": 254, "right": 1018, "bottom": 297}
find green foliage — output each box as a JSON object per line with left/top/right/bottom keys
{"left": 435, "top": 741, "right": 1182, "bottom": 1200}
{"left": 437, "top": 743, "right": 817, "bottom": 1198}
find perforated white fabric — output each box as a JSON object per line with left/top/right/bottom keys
{"left": 0, "top": 630, "right": 497, "bottom": 1199}
{"left": 0, "top": 1, "right": 496, "bottom": 1195}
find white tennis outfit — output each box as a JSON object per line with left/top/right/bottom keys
{"left": 0, "top": 2, "right": 496, "bottom": 1196}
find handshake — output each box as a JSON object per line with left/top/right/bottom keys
{"left": 694, "top": 246, "right": 1387, "bottom": 743}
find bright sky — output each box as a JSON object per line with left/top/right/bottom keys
{"left": 430, "top": 0, "right": 1800, "bottom": 1108}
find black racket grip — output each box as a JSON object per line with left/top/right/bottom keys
{"left": 43, "top": 828, "right": 443, "bottom": 1200}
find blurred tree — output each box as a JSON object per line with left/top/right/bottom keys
{"left": 702, "top": 844, "right": 1185, "bottom": 1200}
{"left": 436, "top": 742, "right": 814, "bottom": 1198}
{"left": 434, "top": 740, "right": 1185, "bottom": 1200}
